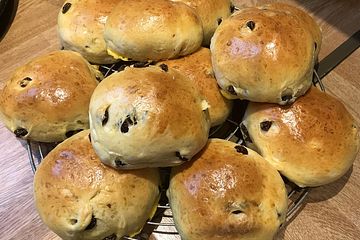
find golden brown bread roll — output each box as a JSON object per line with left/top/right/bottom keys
{"left": 34, "top": 130, "right": 160, "bottom": 240}
{"left": 210, "top": 4, "right": 320, "bottom": 104}
{"left": 168, "top": 139, "right": 288, "bottom": 240}
{"left": 58, "top": 0, "right": 120, "bottom": 64}
{"left": 0, "top": 50, "right": 102, "bottom": 142}
{"left": 241, "top": 87, "right": 360, "bottom": 187}
{"left": 89, "top": 66, "right": 210, "bottom": 169}
{"left": 171, "top": 0, "right": 231, "bottom": 46}
{"left": 104, "top": 0, "right": 203, "bottom": 61}
{"left": 159, "top": 48, "right": 233, "bottom": 127}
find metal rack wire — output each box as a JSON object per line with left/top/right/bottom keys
{"left": 27, "top": 62, "right": 325, "bottom": 239}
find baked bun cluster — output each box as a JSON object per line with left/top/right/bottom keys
{"left": 241, "top": 87, "right": 360, "bottom": 187}
{"left": 58, "top": 0, "right": 120, "bottom": 64}
{"left": 211, "top": 3, "right": 320, "bottom": 104}
{"left": 0, "top": 50, "right": 101, "bottom": 142}
{"left": 0, "top": 1, "right": 357, "bottom": 240}
{"left": 34, "top": 130, "right": 160, "bottom": 239}
{"left": 168, "top": 139, "right": 288, "bottom": 240}
{"left": 159, "top": 48, "right": 232, "bottom": 126}
{"left": 89, "top": 66, "right": 210, "bottom": 169}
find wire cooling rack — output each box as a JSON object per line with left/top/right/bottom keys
{"left": 27, "top": 61, "right": 325, "bottom": 239}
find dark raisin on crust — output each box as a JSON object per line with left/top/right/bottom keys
{"left": 19, "top": 77, "right": 32, "bottom": 87}
{"left": 240, "top": 123, "right": 252, "bottom": 143}
{"left": 231, "top": 210, "right": 243, "bottom": 214}
{"left": 120, "top": 115, "right": 137, "bottom": 133}
{"left": 175, "top": 151, "right": 188, "bottom": 161}
{"left": 103, "top": 234, "right": 117, "bottom": 240}
{"left": 227, "top": 85, "right": 237, "bottom": 95}
{"left": 62, "top": 3, "right": 71, "bottom": 14}
{"left": 85, "top": 215, "right": 97, "bottom": 230}
{"left": 65, "top": 129, "right": 83, "bottom": 138}
{"left": 102, "top": 106, "right": 109, "bottom": 126}
{"left": 246, "top": 21, "right": 255, "bottom": 31}
{"left": 281, "top": 94, "right": 292, "bottom": 102}
{"left": 217, "top": 18, "right": 222, "bottom": 25}
{"left": 235, "top": 145, "right": 248, "bottom": 155}
{"left": 88, "top": 133, "right": 91, "bottom": 143}
{"left": 260, "top": 121, "right": 272, "bottom": 131}
{"left": 314, "top": 42, "right": 317, "bottom": 51}
{"left": 230, "top": 4, "right": 235, "bottom": 13}
{"left": 14, "top": 128, "right": 28, "bottom": 138}
{"left": 115, "top": 159, "right": 127, "bottom": 167}
{"left": 159, "top": 63, "right": 168, "bottom": 72}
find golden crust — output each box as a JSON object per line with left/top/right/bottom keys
{"left": 104, "top": 0, "right": 203, "bottom": 61}
{"left": 159, "top": 48, "right": 232, "bottom": 126}
{"left": 168, "top": 139, "right": 287, "bottom": 240}
{"left": 34, "top": 130, "right": 160, "bottom": 240}
{"left": 0, "top": 50, "right": 101, "bottom": 142}
{"left": 58, "top": 0, "right": 120, "bottom": 64}
{"left": 89, "top": 66, "right": 210, "bottom": 169}
{"left": 171, "top": 0, "right": 231, "bottom": 46}
{"left": 210, "top": 5, "right": 318, "bottom": 104}
{"left": 242, "top": 87, "right": 360, "bottom": 187}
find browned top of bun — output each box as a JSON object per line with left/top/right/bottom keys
{"left": 160, "top": 48, "right": 232, "bottom": 126}
{"left": 243, "top": 87, "right": 360, "bottom": 186}
{"left": 169, "top": 139, "right": 287, "bottom": 240}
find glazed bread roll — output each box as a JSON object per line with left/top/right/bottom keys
{"left": 211, "top": 4, "right": 320, "bottom": 104}
{"left": 171, "top": 0, "right": 231, "bottom": 46}
{"left": 34, "top": 130, "right": 160, "bottom": 240}
{"left": 241, "top": 87, "right": 360, "bottom": 187}
{"left": 0, "top": 50, "right": 102, "bottom": 142}
{"left": 104, "top": 0, "right": 203, "bottom": 61}
{"left": 159, "top": 48, "right": 232, "bottom": 127}
{"left": 58, "top": 0, "right": 120, "bottom": 64}
{"left": 168, "top": 139, "right": 288, "bottom": 240}
{"left": 89, "top": 66, "right": 210, "bottom": 169}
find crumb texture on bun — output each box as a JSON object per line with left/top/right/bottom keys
{"left": 34, "top": 130, "right": 160, "bottom": 240}
{"left": 168, "top": 139, "right": 288, "bottom": 240}
{"left": 104, "top": 0, "right": 203, "bottom": 61}
{"left": 89, "top": 66, "right": 210, "bottom": 169}
{"left": 0, "top": 50, "right": 102, "bottom": 142}
{"left": 241, "top": 87, "right": 360, "bottom": 187}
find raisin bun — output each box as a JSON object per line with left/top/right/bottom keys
{"left": 241, "top": 87, "right": 360, "bottom": 187}
{"left": 159, "top": 48, "right": 232, "bottom": 127}
{"left": 34, "top": 130, "right": 160, "bottom": 240}
{"left": 210, "top": 4, "right": 320, "bottom": 104}
{"left": 168, "top": 139, "right": 287, "bottom": 240}
{"left": 104, "top": 0, "right": 203, "bottom": 61}
{"left": 89, "top": 66, "right": 210, "bottom": 169}
{"left": 171, "top": 0, "right": 231, "bottom": 46}
{"left": 0, "top": 50, "right": 102, "bottom": 142}
{"left": 58, "top": 0, "right": 120, "bottom": 64}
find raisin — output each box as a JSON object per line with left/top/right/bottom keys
{"left": 120, "top": 115, "right": 137, "bottom": 133}
{"left": 246, "top": 21, "right": 255, "bottom": 31}
{"left": 62, "top": 3, "right": 71, "bottom": 14}
{"left": 102, "top": 106, "right": 109, "bottom": 126}
{"left": 217, "top": 18, "right": 222, "bottom": 25}
{"left": 14, "top": 128, "right": 28, "bottom": 138}
{"left": 235, "top": 145, "right": 248, "bottom": 155}
{"left": 260, "top": 121, "right": 272, "bottom": 131}
{"left": 227, "top": 85, "right": 237, "bottom": 95}
{"left": 159, "top": 63, "right": 168, "bottom": 72}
